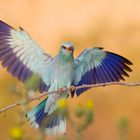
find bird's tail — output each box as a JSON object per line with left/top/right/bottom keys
{"left": 26, "top": 97, "right": 66, "bottom": 135}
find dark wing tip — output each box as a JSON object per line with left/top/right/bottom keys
{"left": 0, "top": 20, "right": 14, "bottom": 31}
{"left": 93, "top": 47, "right": 104, "bottom": 50}
{"left": 19, "top": 26, "right": 24, "bottom": 31}
{"left": 105, "top": 51, "right": 133, "bottom": 76}
{"left": 120, "top": 55, "right": 133, "bottom": 65}
{"left": 125, "top": 59, "right": 133, "bottom": 65}
{"left": 123, "top": 64, "right": 132, "bottom": 72}
{"left": 106, "top": 51, "right": 133, "bottom": 65}
{"left": 0, "top": 20, "right": 8, "bottom": 25}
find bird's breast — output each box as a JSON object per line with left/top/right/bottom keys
{"left": 50, "top": 60, "right": 74, "bottom": 90}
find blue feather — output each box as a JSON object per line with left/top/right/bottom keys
{"left": 39, "top": 81, "right": 50, "bottom": 93}
{"left": 75, "top": 49, "right": 132, "bottom": 96}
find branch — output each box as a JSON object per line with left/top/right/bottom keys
{"left": 0, "top": 81, "right": 140, "bottom": 113}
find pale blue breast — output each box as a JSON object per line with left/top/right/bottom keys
{"left": 49, "top": 57, "right": 74, "bottom": 91}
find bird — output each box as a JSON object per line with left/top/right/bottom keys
{"left": 0, "top": 20, "right": 132, "bottom": 135}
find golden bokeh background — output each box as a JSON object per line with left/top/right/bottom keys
{"left": 0, "top": 0, "right": 140, "bottom": 140}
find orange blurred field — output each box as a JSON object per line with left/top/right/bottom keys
{"left": 0, "top": 0, "right": 140, "bottom": 140}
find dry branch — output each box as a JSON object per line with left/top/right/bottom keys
{"left": 0, "top": 81, "right": 140, "bottom": 113}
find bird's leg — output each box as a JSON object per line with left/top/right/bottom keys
{"left": 70, "top": 85, "right": 76, "bottom": 92}
{"left": 70, "top": 85, "right": 76, "bottom": 98}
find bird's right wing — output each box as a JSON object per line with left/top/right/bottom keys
{"left": 73, "top": 47, "right": 132, "bottom": 96}
{"left": 0, "top": 21, "right": 52, "bottom": 90}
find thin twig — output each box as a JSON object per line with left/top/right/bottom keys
{"left": 0, "top": 81, "right": 140, "bottom": 113}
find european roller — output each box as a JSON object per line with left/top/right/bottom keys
{"left": 0, "top": 21, "right": 132, "bottom": 135}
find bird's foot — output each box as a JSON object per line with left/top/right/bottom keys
{"left": 70, "top": 85, "right": 76, "bottom": 97}
{"left": 70, "top": 85, "right": 76, "bottom": 92}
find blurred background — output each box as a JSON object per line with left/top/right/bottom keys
{"left": 0, "top": 0, "right": 140, "bottom": 140}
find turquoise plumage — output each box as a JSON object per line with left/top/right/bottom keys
{"left": 0, "top": 21, "right": 132, "bottom": 135}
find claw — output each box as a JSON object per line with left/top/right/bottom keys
{"left": 70, "top": 85, "right": 76, "bottom": 98}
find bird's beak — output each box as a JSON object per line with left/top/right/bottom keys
{"left": 65, "top": 47, "right": 74, "bottom": 52}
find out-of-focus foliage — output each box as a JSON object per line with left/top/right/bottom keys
{"left": 73, "top": 102, "right": 94, "bottom": 140}
{"left": 7, "top": 82, "right": 94, "bottom": 140}
{"left": 118, "top": 117, "right": 129, "bottom": 140}
{"left": 25, "top": 74, "right": 41, "bottom": 92}
{"left": 10, "top": 126, "right": 23, "bottom": 140}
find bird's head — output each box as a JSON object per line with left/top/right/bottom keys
{"left": 60, "top": 42, "right": 74, "bottom": 54}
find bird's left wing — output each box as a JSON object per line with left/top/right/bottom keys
{"left": 0, "top": 21, "right": 52, "bottom": 88}
{"left": 73, "top": 47, "right": 132, "bottom": 96}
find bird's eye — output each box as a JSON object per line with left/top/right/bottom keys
{"left": 62, "top": 46, "right": 66, "bottom": 49}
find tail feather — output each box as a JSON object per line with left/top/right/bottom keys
{"left": 26, "top": 98, "right": 47, "bottom": 129}
{"left": 42, "top": 114, "right": 66, "bottom": 135}
{"left": 44, "top": 114, "right": 66, "bottom": 135}
{"left": 26, "top": 97, "right": 66, "bottom": 135}
{"left": 26, "top": 98, "right": 46, "bottom": 119}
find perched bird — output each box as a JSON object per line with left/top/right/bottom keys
{"left": 0, "top": 21, "right": 132, "bottom": 135}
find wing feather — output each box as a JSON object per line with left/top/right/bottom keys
{"left": 74, "top": 48, "right": 132, "bottom": 96}
{"left": 0, "top": 20, "right": 52, "bottom": 92}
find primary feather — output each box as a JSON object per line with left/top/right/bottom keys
{"left": 0, "top": 20, "right": 52, "bottom": 90}
{"left": 73, "top": 48, "right": 132, "bottom": 96}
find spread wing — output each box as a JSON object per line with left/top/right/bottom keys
{"left": 0, "top": 20, "right": 52, "bottom": 92}
{"left": 73, "top": 47, "right": 132, "bottom": 96}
